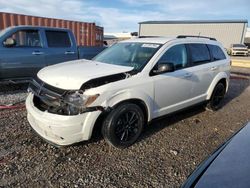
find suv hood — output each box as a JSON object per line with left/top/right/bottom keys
{"left": 37, "top": 59, "right": 133, "bottom": 90}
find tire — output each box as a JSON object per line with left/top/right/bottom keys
{"left": 206, "top": 82, "right": 226, "bottom": 111}
{"left": 102, "top": 103, "right": 145, "bottom": 148}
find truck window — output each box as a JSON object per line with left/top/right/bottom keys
{"left": 45, "top": 31, "right": 71, "bottom": 47}
{"left": 8, "top": 30, "right": 41, "bottom": 47}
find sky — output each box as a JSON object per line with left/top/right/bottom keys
{"left": 0, "top": 0, "right": 249, "bottom": 33}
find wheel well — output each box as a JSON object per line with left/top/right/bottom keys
{"left": 91, "top": 99, "right": 149, "bottom": 139}
{"left": 113, "top": 99, "right": 148, "bottom": 122}
{"left": 218, "top": 78, "right": 227, "bottom": 88}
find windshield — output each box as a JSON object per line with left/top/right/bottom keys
{"left": 0, "top": 29, "right": 5, "bottom": 37}
{"left": 93, "top": 42, "right": 161, "bottom": 71}
{"left": 233, "top": 44, "right": 246, "bottom": 48}
{"left": 0, "top": 27, "right": 12, "bottom": 38}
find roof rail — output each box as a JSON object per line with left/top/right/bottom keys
{"left": 139, "top": 36, "right": 162, "bottom": 38}
{"left": 177, "top": 35, "right": 217, "bottom": 41}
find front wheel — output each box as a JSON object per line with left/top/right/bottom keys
{"left": 206, "top": 82, "right": 226, "bottom": 111}
{"left": 102, "top": 103, "right": 145, "bottom": 148}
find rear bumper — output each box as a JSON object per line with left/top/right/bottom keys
{"left": 26, "top": 93, "right": 101, "bottom": 146}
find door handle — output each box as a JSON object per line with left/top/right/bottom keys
{"left": 65, "top": 51, "right": 76, "bottom": 55}
{"left": 184, "top": 73, "right": 193, "bottom": 78}
{"left": 32, "top": 51, "right": 44, "bottom": 55}
{"left": 210, "top": 66, "right": 218, "bottom": 71}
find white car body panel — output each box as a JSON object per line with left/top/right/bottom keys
{"left": 84, "top": 73, "right": 155, "bottom": 121}
{"left": 26, "top": 36, "right": 231, "bottom": 146}
{"left": 152, "top": 68, "right": 194, "bottom": 117}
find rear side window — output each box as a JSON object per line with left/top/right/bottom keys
{"left": 45, "top": 31, "right": 71, "bottom": 47}
{"left": 188, "top": 44, "right": 211, "bottom": 64}
{"left": 208, "top": 44, "right": 226, "bottom": 61}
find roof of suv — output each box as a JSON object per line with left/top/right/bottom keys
{"left": 123, "top": 37, "right": 175, "bottom": 44}
{"left": 122, "top": 36, "right": 218, "bottom": 44}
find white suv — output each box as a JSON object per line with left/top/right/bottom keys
{"left": 229, "top": 44, "right": 248, "bottom": 56}
{"left": 26, "top": 35, "right": 231, "bottom": 148}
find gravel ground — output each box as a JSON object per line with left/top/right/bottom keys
{"left": 0, "top": 83, "right": 28, "bottom": 105}
{"left": 0, "top": 68, "right": 250, "bottom": 188}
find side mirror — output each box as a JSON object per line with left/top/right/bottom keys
{"left": 153, "top": 62, "right": 175, "bottom": 74}
{"left": 3, "top": 38, "right": 16, "bottom": 47}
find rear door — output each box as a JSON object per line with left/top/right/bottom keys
{"left": 186, "top": 43, "right": 214, "bottom": 102}
{"left": 0, "top": 29, "right": 45, "bottom": 79}
{"left": 43, "top": 30, "right": 78, "bottom": 66}
{"left": 207, "top": 44, "right": 227, "bottom": 77}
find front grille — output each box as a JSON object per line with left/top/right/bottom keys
{"left": 29, "top": 78, "right": 68, "bottom": 113}
{"left": 29, "top": 78, "right": 67, "bottom": 99}
{"left": 33, "top": 95, "right": 49, "bottom": 111}
{"left": 235, "top": 52, "right": 246, "bottom": 55}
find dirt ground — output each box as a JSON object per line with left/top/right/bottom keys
{"left": 0, "top": 67, "right": 250, "bottom": 188}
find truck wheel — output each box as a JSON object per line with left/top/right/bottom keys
{"left": 206, "top": 82, "right": 226, "bottom": 111}
{"left": 102, "top": 103, "right": 145, "bottom": 148}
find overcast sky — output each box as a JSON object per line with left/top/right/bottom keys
{"left": 0, "top": 0, "right": 249, "bottom": 33}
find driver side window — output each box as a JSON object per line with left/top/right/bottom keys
{"left": 7, "top": 30, "right": 41, "bottom": 47}
{"left": 158, "top": 44, "right": 188, "bottom": 70}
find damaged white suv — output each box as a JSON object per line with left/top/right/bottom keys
{"left": 26, "top": 35, "right": 230, "bottom": 148}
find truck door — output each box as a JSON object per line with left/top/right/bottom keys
{"left": 0, "top": 29, "right": 45, "bottom": 80}
{"left": 43, "top": 30, "right": 78, "bottom": 66}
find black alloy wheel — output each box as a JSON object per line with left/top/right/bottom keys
{"left": 102, "top": 103, "right": 145, "bottom": 148}
{"left": 207, "top": 82, "right": 226, "bottom": 111}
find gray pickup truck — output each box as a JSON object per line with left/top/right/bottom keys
{"left": 0, "top": 26, "right": 105, "bottom": 82}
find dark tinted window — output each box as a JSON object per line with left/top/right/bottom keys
{"left": 189, "top": 44, "right": 211, "bottom": 64}
{"left": 158, "top": 44, "right": 188, "bottom": 69}
{"left": 46, "top": 31, "right": 71, "bottom": 47}
{"left": 208, "top": 44, "right": 226, "bottom": 61}
{"left": 8, "top": 30, "right": 41, "bottom": 47}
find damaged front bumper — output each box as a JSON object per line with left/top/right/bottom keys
{"left": 28, "top": 78, "right": 102, "bottom": 116}
{"left": 26, "top": 93, "right": 102, "bottom": 146}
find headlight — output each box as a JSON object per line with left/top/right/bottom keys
{"left": 63, "top": 91, "right": 99, "bottom": 115}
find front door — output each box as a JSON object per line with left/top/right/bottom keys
{"left": 152, "top": 44, "right": 193, "bottom": 118}
{"left": 0, "top": 29, "right": 45, "bottom": 79}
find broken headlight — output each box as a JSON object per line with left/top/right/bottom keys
{"left": 63, "top": 91, "right": 99, "bottom": 115}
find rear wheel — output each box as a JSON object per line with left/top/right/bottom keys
{"left": 206, "top": 82, "right": 226, "bottom": 111}
{"left": 102, "top": 103, "right": 145, "bottom": 148}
